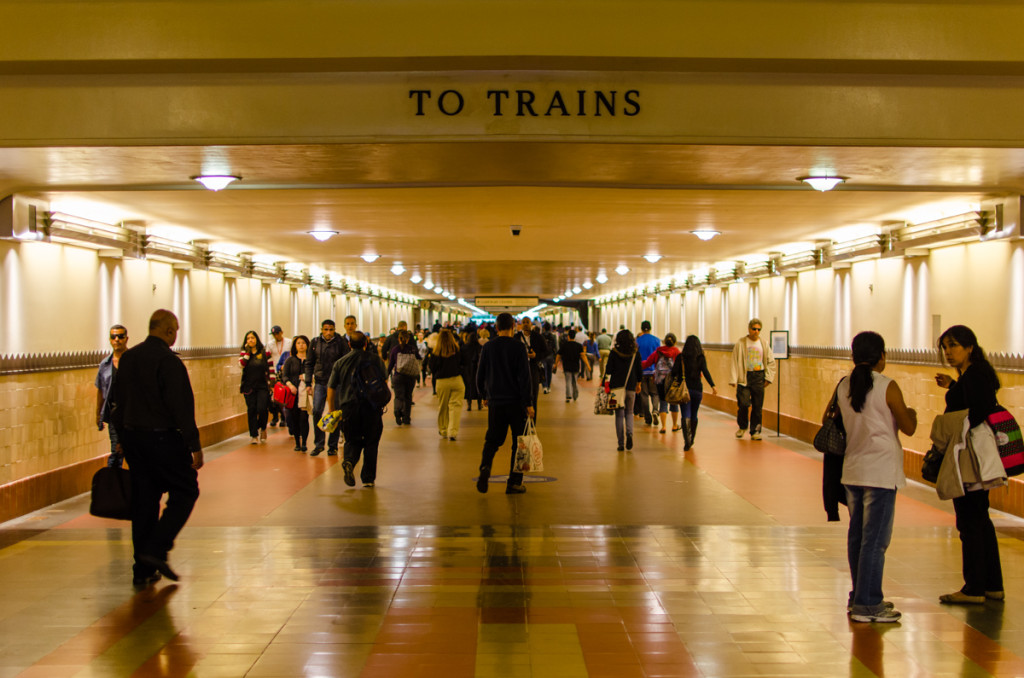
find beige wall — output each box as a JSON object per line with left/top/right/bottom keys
{"left": 597, "top": 238, "right": 1024, "bottom": 355}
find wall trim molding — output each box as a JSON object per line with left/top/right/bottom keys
{"left": 0, "top": 346, "right": 239, "bottom": 376}
{"left": 703, "top": 343, "right": 1024, "bottom": 373}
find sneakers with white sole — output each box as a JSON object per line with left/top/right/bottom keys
{"left": 850, "top": 607, "right": 902, "bottom": 623}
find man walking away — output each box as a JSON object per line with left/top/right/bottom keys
{"left": 476, "top": 312, "right": 535, "bottom": 495}
{"left": 110, "top": 309, "right": 203, "bottom": 587}
{"left": 597, "top": 328, "right": 613, "bottom": 379}
{"left": 327, "top": 332, "right": 388, "bottom": 488}
{"left": 555, "top": 329, "right": 589, "bottom": 402}
{"left": 635, "top": 320, "right": 661, "bottom": 426}
{"left": 728, "top": 318, "right": 776, "bottom": 440}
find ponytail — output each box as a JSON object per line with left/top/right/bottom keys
{"left": 849, "top": 331, "right": 885, "bottom": 412}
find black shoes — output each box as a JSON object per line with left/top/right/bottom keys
{"left": 138, "top": 554, "right": 179, "bottom": 582}
{"left": 132, "top": 572, "right": 162, "bottom": 588}
{"left": 617, "top": 444, "right": 625, "bottom": 452}
{"left": 327, "top": 448, "right": 338, "bottom": 456}
{"left": 505, "top": 484, "right": 527, "bottom": 494}
{"left": 342, "top": 461, "right": 356, "bottom": 486}
{"left": 293, "top": 444, "right": 302, "bottom": 451}
{"left": 310, "top": 446, "right": 323, "bottom": 457}
{"left": 476, "top": 465, "right": 491, "bottom": 493}
{"left": 626, "top": 435, "right": 633, "bottom": 451}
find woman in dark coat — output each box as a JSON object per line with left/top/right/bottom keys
{"left": 604, "top": 329, "right": 642, "bottom": 452}
{"left": 461, "top": 332, "right": 483, "bottom": 410}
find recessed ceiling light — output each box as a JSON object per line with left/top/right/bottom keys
{"left": 390, "top": 263, "right": 405, "bottom": 275}
{"left": 615, "top": 265, "right": 630, "bottom": 275}
{"left": 595, "top": 273, "right": 609, "bottom": 284}
{"left": 643, "top": 254, "right": 662, "bottom": 263}
{"left": 799, "top": 175, "right": 846, "bottom": 192}
{"left": 192, "top": 175, "right": 240, "bottom": 191}
{"left": 691, "top": 230, "right": 721, "bottom": 241}
{"left": 361, "top": 254, "right": 380, "bottom": 263}
{"left": 410, "top": 274, "right": 422, "bottom": 284}
{"left": 307, "top": 230, "right": 338, "bottom": 242}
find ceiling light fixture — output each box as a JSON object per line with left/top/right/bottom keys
{"left": 410, "top": 274, "right": 422, "bottom": 284}
{"left": 307, "top": 230, "right": 338, "bottom": 242}
{"left": 572, "top": 286, "right": 582, "bottom": 294}
{"left": 691, "top": 229, "right": 721, "bottom": 241}
{"left": 423, "top": 281, "right": 434, "bottom": 290}
{"left": 192, "top": 175, "right": 240, "bottom": 191}
{"left": 643, "top": 254, "right": 662, "bottom": 263}
{"left": 799, "top": 175, "right": 846, "bottom": 192}
{"left": 595, "top": 273, "right": 609, "bottom": 284}
{"left": 582, "top": 281, "right": 593, "bottom": 289}
{"left": 390, "top": 263, "right": 405, "bottom": 275}
{"left": 615, "top": 265, "right": 630, "bottom": 275}
{"left": 360, "top": 254, "right": 380, "bottom": 263}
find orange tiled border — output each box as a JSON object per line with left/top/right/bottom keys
{"left": 0, "top": 413, "right": 246, "bottom": 523}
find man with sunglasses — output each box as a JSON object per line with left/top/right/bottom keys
{"left": 96, "top": 324, "right": 129, "bottom": 467}
{"left": 728, "top": 318, "right": 776, "bottom": 441}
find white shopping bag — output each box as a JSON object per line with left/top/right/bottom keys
{"left": 514, "top": 419, "right": 544, "bottom": 473}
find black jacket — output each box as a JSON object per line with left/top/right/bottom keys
{"left": 673, "top": 352, "right": 716, "bottom": 391}
{"left": 605, "top": 349, "right": 641, "bottom": 390}
{"left": 944, "top": 362, "right": 1000, "bottom": 428}
{"left": 514, "top": 329, "right": 549, "bottom": 371}
{"left": 304, "top": 333, "right": 348, "bottom": 385}
{"left": 476, "top": 335, "right": 532, "bottom": 407}
{"left": 430, "top": 350, "right": 463, "bottom": 379}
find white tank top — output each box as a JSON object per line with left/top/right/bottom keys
{"left": 837, "top": 371, "right": 905, "bottom": 490}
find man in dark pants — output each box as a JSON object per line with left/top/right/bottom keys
{"left": 476, "top": 312, "right": 535, "bottom": 495}
{"left": 327, "top": 332, "right": 387, "bottom": 488}
{"left": 110, "top": 309, "right": 203, "bottom": 587}
{"left": 514, "top": 316, "right": 548, "bottom": 422}
{"left": 728, "top": 317, "right": 776, "bottom": 441}
{"left": 304, "top": 319, "right": 348, "bottom": 456}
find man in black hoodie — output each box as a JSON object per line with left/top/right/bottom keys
{"left": 475, "top": 313, "right": 535, "bottom": 495}
{"left": 304, "top": 319, "right": 348, "bottom": 456}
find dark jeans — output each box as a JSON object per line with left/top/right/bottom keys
{"left": 736, "top": 370, "right": 766, "bottom": 432}
{"left": 288, "top": 405, "right": 309, "bottom": 444}
{"left": 312, "top": 382, "right": 341, "bottom": 451}
{"left": 243, "top": 389, "right": 269, "bottom": 437}
{"left": 681, "top": 388, "right": 704, "bottom": 421}
{"left": 639, "top": 375, "right": 659, "bottom": 422}
{"left": 541, "top": 357, "right": 554, "bottom": 389}
{"left": 269, "top": 398, "right": 284, "bottom": 425}
{"left": 121, "top": 430, "right": 199, "bottom": 576}
{"left": 953, "top": 490, "right": 1004, "bottom": 595}
{"left": 391, "top": 373, "right": 415, "bottom": 424}
{"left": 479, "top": 402, "right": 529, "bottom": 488}
{"left": 528, "top": 366, "right": 541, "bottom": 421}
{"left": 106, "top": 425, "right": 124, "bottom": 468}
{"left": 341, "top": 407, "right": 384, "bottom": 483}
{"left": 845, "top": 485, "right": 896, "bottom": 615}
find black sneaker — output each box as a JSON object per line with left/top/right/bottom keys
{"left": 342, "top": 461, "right": 356, "bottom": 486}
{"left": 310, "top": 446, "right": 323, "bottom": 457}
{"left": 626, "top": 435, "right": 633, "bottom": 451}
{"left": 132, "top": 572, "right": 162, "bottom": 588}
{"left": 476, "top": 465, "right": 491, "bottom": 493}
{"left": 327, "top": 448, "right": 338, "bottom": 456}
{"left": 137, "top": 554, "right": 179, "bottom": 582}
{"left": 505, "top": 484, "right": 527, "bottom": 494}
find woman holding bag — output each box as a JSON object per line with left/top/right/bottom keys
{"left": 934, "top": 325, "right": 1006, "bottom": 604}
{"left": 282, "top": 335, "right": 310, "bottom": 452}
{"left": 239, "top": 330, "right": 274, "bottom": 444}
{"left": 604, "top": 329, "right": 643, "bottom": 452}
{"left": 673, "top": 335, "right": 717, "bottom": 451}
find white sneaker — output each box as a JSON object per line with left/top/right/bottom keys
{"left": 850, "top": 607, "right": 902, "bottom": 623}
{"left": 735, "top": 429, "right": 746, "bottom": 438}
{"left": 250, "top": 437, "right": 259, "bottom": 445}
{"left": 751, "top": 431, "right": 762, "bottom": 441}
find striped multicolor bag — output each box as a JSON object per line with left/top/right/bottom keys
{"left": 987, "top": 407, "right": 1024, "bottom": 477}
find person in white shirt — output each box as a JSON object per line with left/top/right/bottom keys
{"left": 728, "top": 318, "right": 776, "bottom": 440}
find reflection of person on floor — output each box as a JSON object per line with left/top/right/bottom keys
{"left": 833, "top": 331, "right": 916, "bottom": 623}
{"left": 110, "top": 309, "right": 203, "bottom": 588}
{"left": 328, "top": 332, "right": 386, "bottom": 489}
{"left": 476, "top": 312, "right": 534, "bottom": 495}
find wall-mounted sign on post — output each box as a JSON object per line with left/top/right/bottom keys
{"left": 770, "top": 331, "right": 789, "bottom": 438}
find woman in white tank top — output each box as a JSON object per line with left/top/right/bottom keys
{"left": 830, "top": 331, "right": 917, "bottom": 623}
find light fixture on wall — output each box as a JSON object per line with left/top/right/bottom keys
{"left": 690, "top": 229, "right": 721, "bottom": 241}
{"left": 308, "top": 230, "right": 338, "bottom": 242}
{"left": 615, "top": 265, "right": 630, "bottom": 275}
{"left": 192, "top": 175, "right": 241, "bottom": 191}
{"left": 798, "top": 175, "right": 846, "bottom": 192}
{"left": 360, "top": 253, "right": 380, "bottom": 263}
{"left": 643, "top": 254, "right": 662, "bottom": 263}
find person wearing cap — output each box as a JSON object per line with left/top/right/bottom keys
{"left": 267, "top": 325, "right": 287, "bottom": 427}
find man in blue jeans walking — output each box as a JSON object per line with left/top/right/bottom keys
{"left": 304, "top": 319, "right": 348, "bottom": 456}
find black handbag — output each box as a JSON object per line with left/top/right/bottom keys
{"left": 813, "top": 380, "right": 847, "bottom": 456}
{"left": 921, "top": 444, "right": 944, "bottom": 483}
{"left": 89, "top": 467, "right": 132, "bottom": 520}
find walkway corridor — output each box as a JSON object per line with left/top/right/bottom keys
{"left": 2, "top": 382, "right": 1023, "bottom": 677}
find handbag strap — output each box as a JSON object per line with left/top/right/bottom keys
{"left": 826, "top": 377, "right": 845, "bottom": 418}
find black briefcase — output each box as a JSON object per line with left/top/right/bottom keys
{"left": 89, "top": 467, "right": 132, "bottom": 520}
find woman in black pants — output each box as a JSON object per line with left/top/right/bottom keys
{"left": 934, "top": 325, "right": 1004, "bottom": 604}
{"left": 239, "top": 330, "right": 273, "bottom": 444}
{"left": 282, "top": 335, "right": 310, "bottom": 451}
{"left": 673, "top": 335, "right": 718, "bottom": 451}
{"left": 462, "top": 331, "right": 483, "bottom": 411}
{"left": 387, "top": 330, "right": 420, "bottom": 426}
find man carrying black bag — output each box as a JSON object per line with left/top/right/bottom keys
{"left": 110, "top": 309, "right": 204, "bottom": 588}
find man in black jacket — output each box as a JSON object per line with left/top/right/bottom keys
{"left": 514, "top": 316, "right": 549, "bottom": 421}
{"left": 110, "top": 309, "right": 203, "bottom": 587}
{"left": 327, "top": 332, "right": 387, "bottom": 488}
{"left": 476, "top": 313, "right": 535, "bottom": 495}
{"left": 304, "top": 319, "right": 348, "bottom": 456}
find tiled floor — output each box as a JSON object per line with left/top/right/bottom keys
{"left": 3, "top": 380, "right": 1024, "bottom": 677}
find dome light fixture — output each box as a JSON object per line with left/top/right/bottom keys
{"left": 390, "top": 263, "right": 405, "bottom": 275}
{"left": 410, "top": 274, "right": 422, "bottom": 284}
{"left": 582, "top": 281, "right": 593, "bottom": 289}
{"left": 572, "top": 286, "right": 582, "bottom": 294}
{"left": 643, "top": 254, "right": 662, "bottom": 263}
{"left": 799, "top": 175, "right": 846, "bottom": 192}
{"left": 595, "top": 273, "right": 609, "bottom": 284}
{"left": 423, "top": 281, "right": 434, "bottom": 290}
{"left": 691, "top": 229, "right": 721, "bottom": 241}
{"left": 192, "top": 174, "right": 240, "bottom": 191}
{"left": 307, "top": 229, "right": 338, "bottom": 242}
{"left": 360, "top": 253, "right": 380, "bottom": 263}
{"left": 615, "top": 265, "right": 630, "bottom": 276}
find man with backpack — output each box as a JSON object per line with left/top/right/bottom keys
{"left": 326, "top": 332, "right": 390, "bottom": 488}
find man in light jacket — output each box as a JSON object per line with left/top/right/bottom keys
{"left": 728, "top": 318, "right": 776, "bottom": 440}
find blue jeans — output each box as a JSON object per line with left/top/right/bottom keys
{"left": 312, "top": 382, "right": 341, "bottom": 451}
{"left": 541, "top": 357, "right": 554, "bottom": 390}
{"left": 845, "top": 485, "right": 896, "bottom": 615}
{"left": 614, "top": 391, "right": 637, "bottom": 444}
{"left": 681, "top": 388, "right": 703, "bottom": 420}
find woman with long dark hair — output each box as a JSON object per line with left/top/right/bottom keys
{"left": 387, "top": 330, "right": 420, "bottom": 426}
{"left": 461, "top": 331, "right": 483, "bottom": 411}
{"left": 832, "top": 331, "right": 917, "bottom": 623}
{"left": 239, "top": 330, "right": 274, "bottom": 444}
{"left": 282, "top": 335, "right": 310, "bottom": 451}
{"left": 673, "top": 335, "right": 718, "bottom": 451}
{"left": 604, "top": 329, "right": 642, "bottom": 452}
{"left": 430, "top": 329, "right": 465, "bottom": 441}
{"left": 935, "top": 325, "right": 1005, "bottom": 604}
